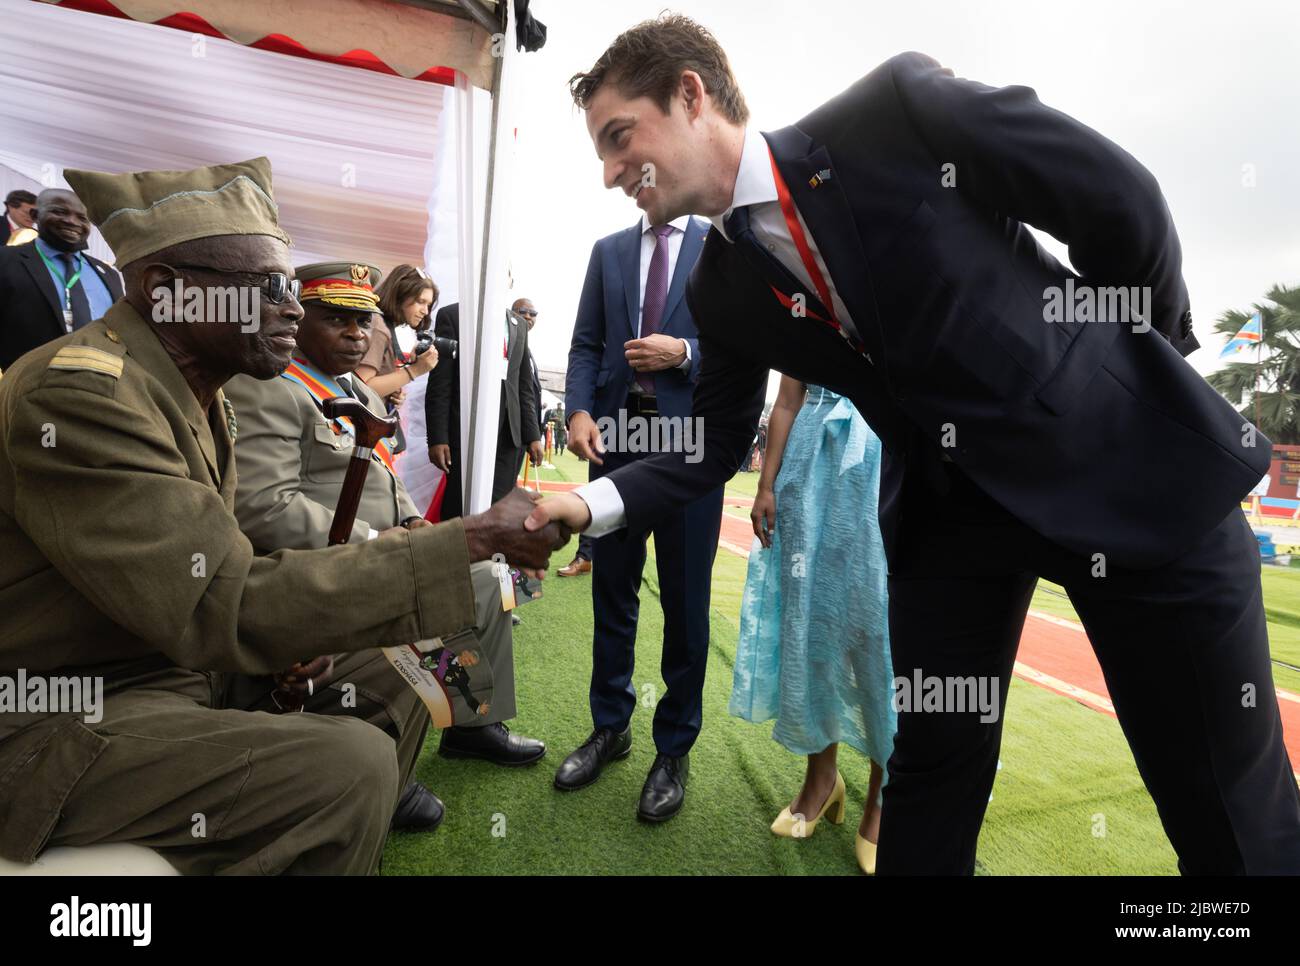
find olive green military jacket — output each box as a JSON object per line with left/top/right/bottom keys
{"left": 224, "top": 369, "right": 419, "bottom": 551}
{"left": 0, "top": 301, "right": 476, "bottom": 852}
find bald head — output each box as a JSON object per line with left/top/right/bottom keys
{"left": 35, "top": 188, "right": 90, "bottom": 252}
{"left": 512, "top": 297, "right": 538, "bottom": 330}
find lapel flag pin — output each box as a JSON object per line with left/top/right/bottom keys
{"left": 808, "top": 168, "right": 833, "bottom": 189}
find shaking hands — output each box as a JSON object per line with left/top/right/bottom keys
{"left": 525, "top": 491, "right": 592, "bottom": 538}
{"left": 462, "top": 487, "right": 577, "bottom": 579}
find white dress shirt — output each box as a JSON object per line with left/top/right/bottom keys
{"left": 636, "top": 214, "right": 694, "bottom": 338}
{"left": 712, "top": 125, "right": 858, "bottom": 342}
{"left": 631, "top": 213, "right": 696, "bottom": 390}
{"left": 570, "top": 215, "right": 695, "bottom": 425}
{"left": 577, "top": 127, "right": 850, "bottom": 536}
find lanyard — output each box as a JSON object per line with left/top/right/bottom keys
{"left": 763, "top": 149, "right": 873, "bottom": 363}
{"left": 767, "top": 148, "right": 838, "bottom": 327}
{"left": 35, "top": 245, "right": 83, "bottom": 308}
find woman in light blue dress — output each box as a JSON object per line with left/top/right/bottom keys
{"left": 731, "top": 376, "right": 896, "bottom": 874}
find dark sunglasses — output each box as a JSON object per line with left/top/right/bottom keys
{"left": 171, "top": 265, "right": 301, "bottom": 305}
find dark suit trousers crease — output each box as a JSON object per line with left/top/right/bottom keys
{"left": 589, "top": 449, "right": 723, "bottom": 757}
{"left": 876, "top": 454, "right": 1300, "bottom": 875}
{"left": 491, "top": 396, "right": 522, "bottom": 503}
{"left": 440, "top": 437, "right": 464, "bottom": 520}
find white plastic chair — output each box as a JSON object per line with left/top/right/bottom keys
{"left": 0, "top": 843, "right": 178, "bottom": 875}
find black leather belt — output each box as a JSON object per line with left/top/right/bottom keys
{"left": 626, "top": 393, "right": 658, "bottom": 416}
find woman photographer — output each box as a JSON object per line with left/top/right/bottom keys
{"left": 355, "top": 264, "right": 440, "bottom": 406}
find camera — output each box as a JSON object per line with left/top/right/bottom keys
{"left": 414, "top": 331, "right": 458, "bottom": 360}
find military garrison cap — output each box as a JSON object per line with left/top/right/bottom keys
{"left": 63, "top": 157, "right": 291, "bottom": 267}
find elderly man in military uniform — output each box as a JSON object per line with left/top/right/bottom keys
{"left": 0, "top": 158, "right": 567, "bottom": 874}
{"left": 223, "top": 261, "right": 547, "bottom": 830}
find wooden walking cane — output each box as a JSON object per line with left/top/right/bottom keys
{"left": 321, "top": 397, "right": 400, "bottom": 546}
{"left": 274, "top": 396, "right": 399, "bottom": 712}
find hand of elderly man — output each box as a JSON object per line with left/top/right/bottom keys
{"left": 274, "top": 654, "right": 336, "bottom": 701}
{"left": 461, "top": 487, "right": 571, "bottom": 579}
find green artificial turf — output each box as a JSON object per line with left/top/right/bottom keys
{"left": 382, "top": 538, "right": 1182, "bottom": 876}
{"left": 721, "top": 467, "right": 764, "bottom": 500}
{"left": 393, "top": 450, "right": 1295, "bottom": 873}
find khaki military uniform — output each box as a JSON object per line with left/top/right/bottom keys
{"left": 221, "top": 369, "right": 517, "bottom": 733}
{"left": 223, "top": 370, "right": 418, "bottom": 550}
{"left": 0, "top": 301, "right": 478, "bottom": 873}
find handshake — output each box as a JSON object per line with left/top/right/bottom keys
{"left": 460, "top": 487, "right": 596, "bottom": 578}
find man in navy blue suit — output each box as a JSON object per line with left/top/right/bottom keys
{"left": 554, "top": 212, "right": 720, "bottom": 822}
{"left": 531, "top": 15, "right": 1300, "bottom": 873}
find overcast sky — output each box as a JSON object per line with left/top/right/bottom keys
{"left": 506, "top": 0, "right": 1299, "bottom": 385}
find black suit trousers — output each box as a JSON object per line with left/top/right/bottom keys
{"left": 876, "top": 455, "right": 1300, "bottom": 875}
{"left": 439, "top": 437, "right": 464, "bottom": 520}
{"left": 491, "top": 398, "right": 522, "bottom": 503}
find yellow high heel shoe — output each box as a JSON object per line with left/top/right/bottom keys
{"left": 771, "top": 771, "right": 846, "bottom": 838}
{"left": 855, "top": 833, "right": 877, "bottom": 875}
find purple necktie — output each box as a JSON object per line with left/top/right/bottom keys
{"left": 637, "top": 224, "right": 674, "bottom": 394}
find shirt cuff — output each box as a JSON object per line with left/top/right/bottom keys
{"left": 676, "top": 339, "right": 692, "bottom": 372}
{"left": 575, "top": 476, "right": 626, "bottom": 537}
{"left": 367, "top": 527, "right": 379, "bottom": 541}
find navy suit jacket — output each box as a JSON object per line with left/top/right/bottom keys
{"left": 600, "top": 52, "right": 1268, "bottom": 570}
{"left": 565, "top": 217, "right": 709, "bottom": 424}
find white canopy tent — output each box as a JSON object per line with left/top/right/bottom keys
{"left": 0, "top": 0, "right": 536, "bottom": 873}
{"left": 0, "top": 0, "right": 530, "bottom": 517}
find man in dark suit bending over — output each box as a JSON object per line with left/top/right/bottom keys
{"left": 529, "top": 14, "right": 1300, "bottom": 874}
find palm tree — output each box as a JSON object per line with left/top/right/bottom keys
{"left": 1205, "top": 284, "right": 1300, "bottom": 444}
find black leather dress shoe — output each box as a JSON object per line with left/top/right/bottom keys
{"left": 438, "top": 722, "right": 546, "bottom": 766}
{"left": 391, "top": 781, "right": 444, "bottom": 832}
{"left": 553, "top": 726, "right": 632, "bottom": 791}
{"left": 638, "top": 753, "right": 688, "bottom": 822}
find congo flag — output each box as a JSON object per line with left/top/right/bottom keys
{"left": 1220, "top": 311, "right": 1263, "bottom": 359}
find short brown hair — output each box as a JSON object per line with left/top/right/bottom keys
{"left": 569, "top": 13, "right": 749, "bottom": 126}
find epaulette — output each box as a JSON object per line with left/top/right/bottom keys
{"left": 47, "top": 346, "right": 124, "bottom": 380}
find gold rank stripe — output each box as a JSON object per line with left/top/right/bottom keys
{"left": 48, "top": 346, "right": 124, "bottom": 379}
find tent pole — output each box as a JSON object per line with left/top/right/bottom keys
{"left": 464, "top": 0, "right": 513, "bottom": 513}
{"left": 453, "top": 0, "right": 501, "bottom": 34}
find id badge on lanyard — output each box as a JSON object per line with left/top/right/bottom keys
{"left": 36, "top": 246, "right": 81, "bottom": 331}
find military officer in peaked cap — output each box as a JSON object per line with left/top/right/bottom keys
{"left": 223, "top": 260, "right": 547, "bottom": 830}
